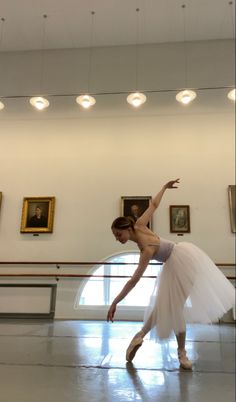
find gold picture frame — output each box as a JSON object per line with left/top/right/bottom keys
{"left": 20, "top": 196, "right": 55, "bottom": 233}
{"left": 228, "top": 185, "right": 236, "bottom": 233}
{"left": 169, "top": 205, "right": 190, "bottom": 233}
{"left": 121, "top": 196, "right": 152, "bottom": 229}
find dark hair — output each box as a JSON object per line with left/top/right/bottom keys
{"left": 111, "top": 216, "right": 135, "bottom": 230}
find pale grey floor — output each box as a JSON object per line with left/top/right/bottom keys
{"left": 0, "top": 319, "right": 235, "bottom": 402}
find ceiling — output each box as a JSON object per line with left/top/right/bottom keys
{"left": 0, "top": 0, "right": 235, "bottom": 52}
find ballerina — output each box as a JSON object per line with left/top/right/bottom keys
{"left": 107, "top": 179, "right": 235, "bottom": 369}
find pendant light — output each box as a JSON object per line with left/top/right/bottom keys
{"left": 227, "top": 2, "right": 235, "bottom": 102}
{"left": 76, "top": 11, "right": 96, "bottom": 109}
{"left": 127, "top": 92, "right": 146, "bottom": 107}
{"left": 0, "top": 17, "right": 6, "bottom": 110}
{"left": 30, "top": 14, "right": 49, "bottom": 110}
{"left": 227, "top": 88, "right": 236, "bottom": 101}
{"left": 176, "top": 5, "right": 197, "bottom": 105}
{"left": 30, "top": 96, "right": 49, "bottom": 110}
{"left": 176, "top": 89, "right": 196, "bottom": 104}
{"left": 127, "top": 8, "right": 146, "bottom": 107}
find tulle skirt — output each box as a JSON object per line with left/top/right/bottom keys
{"left": 144, "top": 242, "right": 235, "bottom": 340}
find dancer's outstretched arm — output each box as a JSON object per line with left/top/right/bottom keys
{"left": 107, "top": 246, "right": 155, "bottom": 322}
{"left": 136, "top": 179, "right": 180, "bottom": 227}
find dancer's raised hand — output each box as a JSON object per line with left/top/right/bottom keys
{"left": 164, "top": 179, "right": 180, "bottom": 189}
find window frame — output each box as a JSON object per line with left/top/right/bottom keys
{"left": 74, "top": 251, "right": 162, "bottom": 321}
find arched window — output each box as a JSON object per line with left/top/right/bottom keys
{"left": 78, "top": 252, "right": 162, "bottom": 307}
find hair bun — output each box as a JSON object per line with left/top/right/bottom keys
{"left": 111, "top": 216, "right": 134, "bottom": 230}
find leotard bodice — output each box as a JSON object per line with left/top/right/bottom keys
{"left": 152, "top": 237, "right": 175, "bottom": 262}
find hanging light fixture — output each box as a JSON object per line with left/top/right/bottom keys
{"left": 76, "top": 94, "right": 96, "bottom": 108}
{"left": 127, "top": 92, "right": 146, "bottom": 107}
{"left": 127, "top": 8, "right": 146, "bottom": 107}
{"left": 30, "top": 14, "right": 49, "bottom": 110}
{"left": 30, "top": 96, "right": 50, "bottom": 110}
{"left": 176, "top": 89, "right": 197, "bottom": 104}
{"left": 0, "top": 17, "right": 6, "bottom": 111}
{"left": 176, "top": 88, "right": 197, "bottom": 105}
{"left": 227, "top": 88, "right": 236, "bottom": 101}
{"left": 76, "top": 11, "right": 96, "bottom": 109}
{"left": 227, "top": 2, "right": 235, "bottom": 102}
{"left": 176, "top": 4, "right": 197, "bottom": 105}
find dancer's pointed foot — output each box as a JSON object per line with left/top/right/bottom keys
{"left": 178, "top": 349, "right": 193, "bottom": 370}
{"left": 126, "top": 331, "right": 144, "bottom": 362}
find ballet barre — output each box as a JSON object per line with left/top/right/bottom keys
{"left": 0, "top": 260, "right": 235, "bottom": 280}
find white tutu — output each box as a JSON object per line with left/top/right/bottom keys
{"left": 144, "top": 242, "right": 235, "bottom": 339}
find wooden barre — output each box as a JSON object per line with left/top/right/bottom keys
{"left": 0, "top": 274, "right": 235, "bottom": 280}
{"left": 0, "top": 262, "right": 235, "bottom": 266}
{"left": 0, "top": 261, "right": 161, "bottom": 265}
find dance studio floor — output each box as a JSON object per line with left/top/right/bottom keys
{"left": 0, "top": 319, "right": 235, "bottom": 402}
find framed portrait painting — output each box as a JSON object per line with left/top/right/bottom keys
{"left": 228, "top": 185, "right": 236, "bottom": 233}
{"left": 121, "top": 196, "right": 152, "bottom": 229}
{"left": 20, "top": 196, "right": 55, "bottom": 233}
{"left": 169, "top": 205, "right": 190, "bottom": 233}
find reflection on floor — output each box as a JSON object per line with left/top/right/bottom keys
{"left": 0, "top": 320, "right": 235, "bottom": 402}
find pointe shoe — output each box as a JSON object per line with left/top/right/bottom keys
{"left": 126, "top": 334, "right": 143, "bottom": 362}
{"left": 178, "top": 349, "right": 193, "bottom": 370}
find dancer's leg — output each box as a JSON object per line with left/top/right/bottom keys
{"left": 141, "top": 311, "right": 155, "bottom": 336}
{"left": 126, "top": 312, "right": 155, "bottom": 362}
{"left": 175, "top": 331, "right": 186, "bottom": 350}
{"left": 175, "top": 329, "right": 192, "bottom": 370}
{"left": 127, "top": 313, "right": 192, "bottom": 369}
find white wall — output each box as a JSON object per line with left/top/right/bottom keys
{"left": 0, "top": 112, "right": 235, "bottom": 262}
{"left": 0, "top": 39, "right": 235, "bottom": 319}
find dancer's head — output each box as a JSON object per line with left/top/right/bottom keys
{"left": 111, "top": 216, "right": 135, "bottom": 244}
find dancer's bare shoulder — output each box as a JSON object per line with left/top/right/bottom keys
{"left": 134, "top": 223, "right": 160, "bottom": 251}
